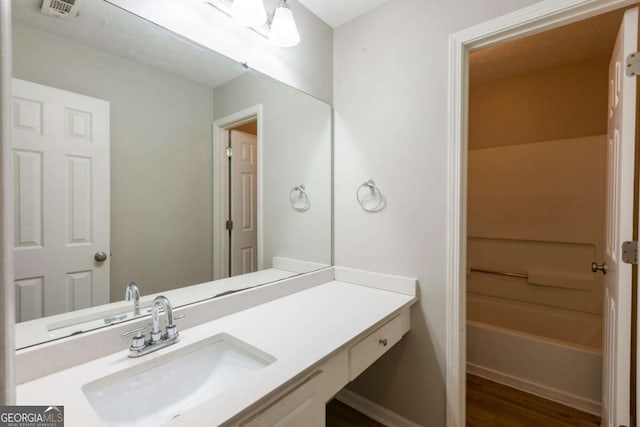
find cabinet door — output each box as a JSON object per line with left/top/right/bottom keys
{"left": 241, "top": 372, "right": 324, "bottom": 427}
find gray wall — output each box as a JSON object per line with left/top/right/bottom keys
{"left": 214, "top": 72, "right": 332, "bottom": 267}
{"left": 13, "top": 23, "right": 214, "bottom": 299}
{"left": 333, "top": 0, "right": 543, "bottom": 425}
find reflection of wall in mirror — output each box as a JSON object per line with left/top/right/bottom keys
{"left": 214, "top": 73, "right": 332, "bottom": 268}
{"left": 12, "top": 23, "right": 214, "bottom": 300}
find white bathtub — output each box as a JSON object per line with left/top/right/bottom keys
{"left": 467, "top": 295, "right": 602, "bottom": 415}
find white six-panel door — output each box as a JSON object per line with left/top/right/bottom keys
{"left": 603, "top": 8, "right": 637, "bottom": 427}
{"left": 12, "top": 78, "right": 110, "bottom": 322}
{"left": 230, "top": 130, "right": 258, "bottom": 277}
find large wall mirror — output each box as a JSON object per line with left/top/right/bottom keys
{"left": 12, "top": 0, "right": 332, "bottom": 348}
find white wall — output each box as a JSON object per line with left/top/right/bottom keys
{"left": 106, "top": 0, "right": 334, "bottom": 103}
{"left": 13, "top": 23, "right": 215, "bottom": 300}
{"left": 333, "top": 0, "right": 542, "bottom": 425}
{"left": 213, "top": 72, "right": 332, "bottom": 267}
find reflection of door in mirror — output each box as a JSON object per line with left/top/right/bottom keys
{"left": 228, "top": 125, "right": 258, "bottom": 277}
{"left": 12, "top": 78, "right": 110, "bottom": 322}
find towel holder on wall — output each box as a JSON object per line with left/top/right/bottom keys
{"left": 357, "top": 179, "right": 384, "bottom": 212}
{"left": 289, "top": 185, "right": 310, "bottom": 211}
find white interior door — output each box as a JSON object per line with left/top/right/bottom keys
{"left": 12, "top": 78, "right": 110, "bottom": 322}
{"left": 603, "top": 8, "right": 637, "bottom": 427}
{"left": 230, "top": 129, "right": 258, "bottom": 276}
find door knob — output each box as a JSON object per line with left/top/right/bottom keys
{"left": 94, "top": 251, "right": 108, "bottom": 262}
{"left": 592, "top": 262, "right": 607, "bottom": 275}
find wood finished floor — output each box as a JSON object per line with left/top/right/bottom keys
{"left": 467, "top": 374, "right": 601, "bottom": 427}
{"left": 326, "top": 399, "right": 384, "bottom": 427}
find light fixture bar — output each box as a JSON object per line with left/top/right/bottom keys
{"left": 205, "top": 1, "right": 270, "bottom": 39}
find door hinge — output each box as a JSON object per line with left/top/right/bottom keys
{"left": 622, "top": 241, "right": 639, "bottom": 264}
{"left": 225, "top": 220, "right": 233, "bottom": 231}
{"left": 626, "top": 52, "right": 640, "bottom": 76}
{"left": 225, "top": 147, "right": 233, "bottom": 157}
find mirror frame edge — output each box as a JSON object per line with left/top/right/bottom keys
{"left": 1, "top": 0, "right": 16, "bottom": 405}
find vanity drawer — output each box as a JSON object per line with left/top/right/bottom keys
{"left": 348, "top": 309, "right": 410, "bottom": 380}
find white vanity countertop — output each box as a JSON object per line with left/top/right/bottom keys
{"left": 16, "top": 280, "right": 416, "bottom": 426}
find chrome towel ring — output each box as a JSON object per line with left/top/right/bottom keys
{"left": 290, "top": 185, "right": 310, "bottom": 211}
{"left": 357, "top": 179, "right": 384, "bottom": 212}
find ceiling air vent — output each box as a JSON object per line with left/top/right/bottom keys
{"left": 41, "top": 0, "right": 83, "bottom": 19}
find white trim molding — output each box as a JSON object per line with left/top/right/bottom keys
{"left": 446, "top": 1, "right": 638, "bottom": 425}
{"left": 212, "top": 105, "right": 264, "bottom": 279}
{"left": 0, "top": 0, "right": 14, "bottom": 405}
{"left": 335, "top": 389, "right": 422, "bottom": 427}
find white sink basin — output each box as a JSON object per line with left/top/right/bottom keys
{"left": 82, "top": 334, "right": 275, "bottom": 427}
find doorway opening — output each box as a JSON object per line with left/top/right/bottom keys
{"left": 465, "top": 9, "right": 621, "bottom": 423}
{"left": 448, "top": 2, "right": 640, "bottom": 426}
{"left": 213, "top": 106, "right": 263, "bottom": 280}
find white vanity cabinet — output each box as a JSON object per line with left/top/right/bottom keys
{"left": 234, "top": 308, "right": 411, "bottom": 426}
{"left": 240, "top": 372, "right": 325, "bottom": 427}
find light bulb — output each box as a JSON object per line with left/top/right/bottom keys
{"left": 269, "top": 0, "right": 300, "bottom": 47}
{"left": 231, "top": 0, "right": 267, "bottom": 28}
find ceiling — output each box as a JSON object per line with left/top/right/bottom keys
{"left": 297, "top": 0, "right": 392, "bottom": 28}
{"left": 470, "top": 8, "right": 625, "bottom": 86}
{"left": 12, "top": 0, "right": 247, "bottom": 89}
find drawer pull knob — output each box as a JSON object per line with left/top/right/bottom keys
{"left": 379, "top": 338, "right": 388, "bottom": 347}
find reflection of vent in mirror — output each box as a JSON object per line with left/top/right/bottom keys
{"left": 41, "top": 0, "right": 82, "bottom": 19}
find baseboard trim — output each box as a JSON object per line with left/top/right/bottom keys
{"left": 467, "top": 363, "right": 601, "bottom": 416}
{"left": 334, "top": 389, "right": 422, "bottom": 427}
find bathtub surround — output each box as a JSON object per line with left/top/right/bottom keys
{"left": 0, "top": 0, "right": 14, "bottom": 406}
{"left": 467, "top": 136, "right": 606, "bottom": 318}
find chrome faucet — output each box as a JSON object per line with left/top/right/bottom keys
{"left": 125, "top": 282, "right": 141, "bottom": 316}
{"left": 121, "top": 295, "right": 184, "bottom": 358}
{"left": 150, "top": 296, "right": 177, "bottom": 343}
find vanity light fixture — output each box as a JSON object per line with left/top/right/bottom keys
{"left": 231, "top": 0, "right": 267, "bottom": 27}
{"left": 269, "top": 0, "right": 300, "bottom": 47}
{"left": 206, "top": 0, "right": 301, "bottom": 47}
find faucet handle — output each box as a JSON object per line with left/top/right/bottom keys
{"left": 122, "top": 326, "right": 146, "bottom": 351}
{"left": 165, "top": 314, "right": 185, "bottom": 340}
{"left": 122, "top": 326, "right": 145, "bottom": 338}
